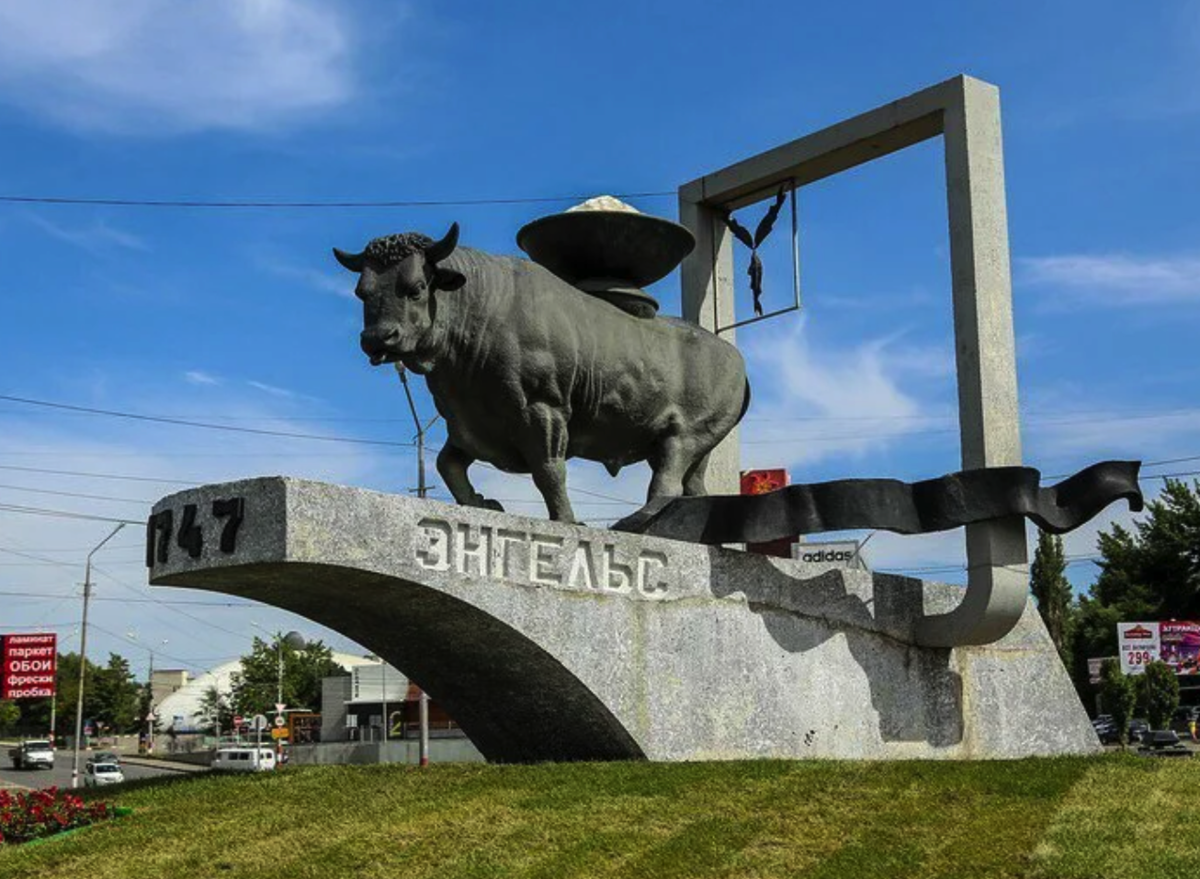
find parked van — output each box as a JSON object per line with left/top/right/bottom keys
{"left": 212, "top": 747, "right": 276, "bottom": 773}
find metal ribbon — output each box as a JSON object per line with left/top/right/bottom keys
{"left": 611, "top": 461, "right": 1144, "bottom": 545}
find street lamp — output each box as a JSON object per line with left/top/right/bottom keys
{"left": 271, "top": 630, "right": 305, "bottom": 764}
{"left": 127, "top": 631, "right": 167, "bottom": 753}
{"left": 72, "top": 522, "right": 126, "bottom": 789}
{"left": 276, "top": 630, "right": 306, "bottom": 707}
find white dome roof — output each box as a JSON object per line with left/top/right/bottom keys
{"left": 155, "top": 652, "right": 378, "bottom": 733}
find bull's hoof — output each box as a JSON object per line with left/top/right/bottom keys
{"left": 477, "top": 497, "right": 505, "bottom": 513}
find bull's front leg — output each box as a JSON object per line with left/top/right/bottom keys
{"left": 523, "top": 404, "right": 576, "bottom": 523}
{"left": 436, "top": 443, "right": 504, "bottom": 512}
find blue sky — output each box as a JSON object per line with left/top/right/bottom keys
{"left": 0, "top": 0, "right": 1198, "bottom": 680}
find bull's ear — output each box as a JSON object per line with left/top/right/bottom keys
{"left": 332, "top": 247, "right": 365, "bottom": 273}
{"left": 425, "top": 222, "right": 460, "bottom": 264}
{"left": 434, "top": 267, "right": 466, "bottom": 291}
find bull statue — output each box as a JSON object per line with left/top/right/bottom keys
{"left": 333, "top": 223, "right": 749, "bottom": 524}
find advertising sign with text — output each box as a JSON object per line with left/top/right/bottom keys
{"left": 1159, "top": 620, "right": 1200, "bottom": 676}
{"left": 1, "top": 632, "right": 57, "bottom": 699}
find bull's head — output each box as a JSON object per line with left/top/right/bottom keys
{"left": 333, "top": 223, "right": 466, "bottom": 374}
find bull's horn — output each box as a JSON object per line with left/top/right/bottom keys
{"left": 332, "top": 247, "right": 365, "bottom": 272}
{"left": 424, "top": 222, "right": 460, "bottom": 264}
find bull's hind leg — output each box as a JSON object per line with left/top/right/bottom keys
{"left": 647, "top": 437, "right": 694, "bottom": 502}
{"left": 436, "top": 443, "right": 504, "bottom": 512}
{"left": 522, "top": 404, "right": 576, "bottom": 523}
{"left": 682, "top": 450, "right": 711, "bottom": 497}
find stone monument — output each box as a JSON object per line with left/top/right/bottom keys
{"left": 148, "top": 74, "right": 1142, "bottom": 762}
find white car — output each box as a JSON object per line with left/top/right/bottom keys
{"left": 211, "top": 747, "right": 276, "bottom": 773}
{"left": 84, "top": 762, "right": 125, "bottom": 786}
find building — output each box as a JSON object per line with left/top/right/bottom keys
{"left": 153, "top": 652, "right": 380, "bottom": 733}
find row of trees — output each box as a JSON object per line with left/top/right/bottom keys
{"left": 1, "top": 636, "right": 345, "bottom": 739}
{"left": 0, "top": 653, "right": 145, "bottom": 738}
{"left": 1031, "top": 478, "right": 1200, "bottom": 709}
{"left": 1099, "top": 658, "right": 1180, "bottom": 744}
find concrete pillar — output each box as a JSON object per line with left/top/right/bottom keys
{"left": 915, "top": 76, "right": 1028, "bottom": 647}
{"left": 678, "top": 188, "right": 740, "bottom": 495}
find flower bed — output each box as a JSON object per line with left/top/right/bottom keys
{"left": 0, "top": 787, "right": 118, "bottom": 845}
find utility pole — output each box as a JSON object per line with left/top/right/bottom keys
{"left": 380, "top": 656, "right": 387, "bottom": 747}
{"left": 146, "top": 645, "right": 155, "bottom": 753}
{"left": 396, "top": 365, "right": 436, "bottom": 766}
{"left": 73, "top": 522, "right": 125, "bottom": 789}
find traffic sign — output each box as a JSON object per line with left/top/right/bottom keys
{"left": 271, "top": 728, "right": 289, "bottom": 740}
{"left": 233, "top": 715, "right": 243, "bottom": 727}
{"left": 251, "top": 714, "right": 268, "bottom": 732}
{"left": 274, "top": 715, "right": 286, "bottom": 728}
{"left": 275, "top": 702, "right": 286, "bottom": 715}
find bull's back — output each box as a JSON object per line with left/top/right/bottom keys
{"left": 504, "top": 261, "right": 747, "bottom": 453}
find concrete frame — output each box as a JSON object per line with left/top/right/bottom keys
{"left": 678, "top": 75, "right": 1027, "bottom": 647}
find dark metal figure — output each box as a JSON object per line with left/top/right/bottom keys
{"left": 334, "top": 223, "right": 750, "bottom": 524}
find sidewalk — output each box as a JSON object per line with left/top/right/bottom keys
{"left": 117, "top": 755, "right": 209, "bottom": 774}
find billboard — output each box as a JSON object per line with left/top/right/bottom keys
{"left": 1, "top": 633, "right": 57, "bottom": 699}
{"left": 1117, "top": 621, "right": 1200, "bottom": 676}
{"left": 1159, "top": 621, "right": 1200, "bottom": 676}
{"left": 740, "top": 469, "right": 791, "bottom": 558}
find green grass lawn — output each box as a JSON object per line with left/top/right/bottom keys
{"left": 1, "top": 755, "right": 1197, "bottom": 879}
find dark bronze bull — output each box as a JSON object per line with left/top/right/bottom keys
{"left": 334, "top": 223, "right": 749, "bottom": 523}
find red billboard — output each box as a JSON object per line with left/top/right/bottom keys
{"left": 741, "top": 469, "right": 792, "bottom": 558}
{"left": 1, "top": 633, "right": 57, "bottom": 699}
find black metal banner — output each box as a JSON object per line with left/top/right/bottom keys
{"left": 612, "top": 461, "right": 1144, "bottom": 545}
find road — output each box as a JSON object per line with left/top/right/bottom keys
{"left": 0, "top": 753, "right": 201, "bottom": 791}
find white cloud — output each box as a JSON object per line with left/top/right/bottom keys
{"left": 184, "top": 370, "right": 220, "bottom": 386}
{"left": 246, "top": 380, "right": 302, "bottom": 400}
{"left": 1019, "top": 253, "right": 1200, "bottom": 307}
{"left": 0, "top": 0, "right": 365, "bottom": 133}
{"left": 738, "top": 319, "right": 955, "bottom": 469}
{"left": 261, "top": 259, "right": 356, "bottom": 299}
{"left": 26, "top": 214, "right": 148, "bottom": 254}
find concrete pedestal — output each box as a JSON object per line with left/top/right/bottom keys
{"left": 148, "top": 477, "right": 1098, "bottom": 763}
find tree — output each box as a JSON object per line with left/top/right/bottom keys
{"left": 1069, "top": 479, "right": 1200, "bottom": 702}
{"left": 0, "top": 700, "right": 19, "bottom": 735}
{"left": 1138, "top": 660, "right": 1180, "bottom": 730}
{"left": 1099, "top": 659, "right": 1138, "bottom": 746}
{"left": 1093, "top": 479, "right": 1200, "bottom": 619}
{"left": 89, "top": 654, "right": 142, "bottom": 733}
{"left": 230, "top": 635, "right": 344, "bottom": 718}
{"left": 197, "top": 685, "right": 233, "bottom": 736}
{"left": 20, "top": 651, "right": 142, "bottom": 736}
{"left": 1031, "top": 530, "right": 1072, "bottom": 661}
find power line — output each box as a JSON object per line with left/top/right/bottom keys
{"left": 86, "top": 621, "right": 212, "bottom": 673}
{"left": 0, "top": 544, "right": 82, "bottom": 569}
{"left": 0, "top": 589, "right": 257, "bottom": 608}
{"left": 92, "top": 564, "right": 259, "bottom": 641}
{"left": 0, "top": 464, "right": 199, "bottom": 486}
{"left": 0, "top": 483, "right": 149, "bottom": 506}
{"left": 0, "top": 191, "right": 674, "bottom": 210}
{"left": 0, "top": 502, "right": 141, "bottom": 525}
{"left": 0, "top": 394, "right": 416, "bottom": 448}
{"left": 743, "top": 406, "right": 1200, "bottom": 425}
{"left": 1, "top": 622, "right": 76, "bottom": 629}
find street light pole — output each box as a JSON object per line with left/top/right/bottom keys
{"left": 380, "top": 656, "right": 387, "bottom": 747}
{"left": 273, "top": 631, "right": 305, "bottom": 766}
{"left": 396, "top": 365, "right": 436, "bottom": 766}
{"left": 72, "top": 522, "right": 125, "bottom": 789}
